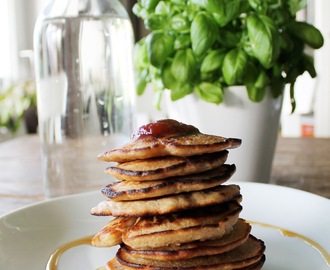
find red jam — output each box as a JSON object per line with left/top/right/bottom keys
{"left": 132, "top": 119, "right": 200, "bottom": 139}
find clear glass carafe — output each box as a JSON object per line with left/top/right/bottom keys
{"left": 34, "top": 0, "right": 136, "bottom": 197}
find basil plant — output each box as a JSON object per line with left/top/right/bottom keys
{"left": 133, "top": 0, "right": 324, "bottom": 111}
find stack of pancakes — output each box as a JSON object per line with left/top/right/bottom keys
{"left": 91, "top": 119, "right": 266, "bottom": 269}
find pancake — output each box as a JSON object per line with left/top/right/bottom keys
{"left": 122, "top": 202, "right": 242, "bottom": 249}
{"left": 98, "top": 119, "right": 241, "bottom": 163}
{"left": 91, "top": 217, "right": 137, "bottom": 247}
{"left": 101, "top": 164, "right": 236, "bottom": 201}
{"left": 107, "top": 255, "right": 265, "bottom": 270}
{"left": 116, "top": 235, "right": 265, "bottom": 269}
{"left": 106, "top": 256, "right": 265, "bottom": 270}
{"left": 91, "top": 184, "right": 241, "bottom": 217}
{"left": 105, "top": 151, "right": 228, "bottom": 181}
{"left": 121, "top": 219, "right": 251, "bottom": 260}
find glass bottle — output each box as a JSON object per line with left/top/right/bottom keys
{"left": 33, "top": 0, "right": 136, "bottom": 197}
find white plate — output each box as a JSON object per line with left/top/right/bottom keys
{"left": 0, "top": 183, "right": 329, "bottom": 270}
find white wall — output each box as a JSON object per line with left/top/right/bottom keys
{"left": 314, "top": 0, "right": 330, "bottom": 137}
{"left": 0, "top": 0, "right": 46, "bottom": 82}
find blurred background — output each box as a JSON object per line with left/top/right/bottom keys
{"left": 0, "top": 0, "right": 329, "bottom": 141}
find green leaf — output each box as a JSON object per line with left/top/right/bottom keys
{"left": 302, "top": 54, "right": 316, "bottom": 78}
{"left": 195, "top": 82, "right": 223, "bottom": 104}
{"left": 174, "top": 34, "right": 191, "bottom": 50}
{"left": 146, "top": 32, "right": 174, "bottom": 67}
{"left": 170, "top": 84, "right": 193, "bottom": 101}
{"left": 190, "top": 0, "right": 208, "bottom": 8}
{"left": 210, "top": 0, "right": 242, "bottom": 27}
{"left": 170, "top": 14, "right": 190, "bottom": 32}
{"left": 289, "top": 83, "right": 296, "bottom": 113}
{"left": 248, "top": 0, "right": 263, "bottom": 10}
{"left": 246, "top": 85, "right": 267, "bottom": 102}
{"left": 136, "top": 69, "right": 148, "bottom": 95}
{"left": 170, "top": 0, "right": 186, "bottom": 6}
{"left": 132, "top": 2, "right": 148, "bottom": 19}
{"left": 279, "top": 32, "right": 294, "bottom": 52}
{"left": 217, "top": 29, "right": 241, "bottom": 48}
{"left": 141, "top": 0, "right": 161, "bottom": 12}
{"left": 287, "top": 0, "right": 307, "bottom": 15}
{"left": 269, "top": 76, "right": 285, "bottom": 98}
{"left": 145, "top": 14, "right": 167, "bottom": 30}
{"left": 171, "top": 49, "right": 197, "bottom": 82}
{"left": 190, "top": 12, "right": 217, "bottom": 57}
{"left": 243, "top": 62, "right": 267, "bottom": 102}
{"left": 287, "top": 21, "right": 324, "bottom": 49}
{"left": 155, "top": 1, "right": 171, "bottom": 15}
{"left": 161, "top": 60, "right": 180, "bottom": 90}
{"left": 134, "top": 38, "right": 149, "bottom": 69}
{"left": 246, "top": 14, "right": 280, "bottom": 68}
{"left": 200, "top": 49, "right": 226, "bottom": 73}
{"left": 222, "top": 48, "right": 248, "bottom": 85}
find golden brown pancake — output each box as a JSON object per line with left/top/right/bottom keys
{"left": 101, "top": 164, "right": 236, "bottom": 201}
{"left": 98, "top": 119, "right": 241, "bottom": 163}
{"left": 116, "top": 235, "right": 265, "bottom": 269}
{"left": 91, "top": 217, "right": 137, "bottom": 247}
{"left": 121, "top": 219, "right": 251, "bottom": 260}
{"left": 99, "top": 134, "right": 241, "bottom": 163}
{"left": 105, "top": 151, "right": 228, "bottom": 181}
{"left": 91, "top": 184, "right": 241, "bottom": 217}
{"left": 107, "top": 255, "right": 265, "bottom": 270}
{"left": 122, "top": 201, "right": 242, "bottom": 249}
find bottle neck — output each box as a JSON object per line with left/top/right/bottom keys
{"left": 41, "top": 0, "right": 129, "bottom": 19}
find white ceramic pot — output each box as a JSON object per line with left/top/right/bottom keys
{"left": 165, "top": 86, "right": 283, "bottom": 183}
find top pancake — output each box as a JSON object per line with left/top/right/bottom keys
{"left": 98, "top": 120, "right": 241, "bottom": 163}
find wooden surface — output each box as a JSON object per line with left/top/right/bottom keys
{"left": 0, "top": 135, "right": 329, "bottom": 216}
{"left": 270, "top": 137, "right": 330, "bottom": 198}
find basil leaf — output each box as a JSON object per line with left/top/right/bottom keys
{"left": 247, "top": 85, "right": 266, "bottom": 103}
{"left": 145, "top": 14, "right": 167, "bottom": 30}
{"left": 142, "top": 0, "right": 160, "bottom": 12}
{"left": 170, "top": 0, "right": 186, "bottom": 5}
{"left": 161, "top": 60, "right": 179, "bottom": 90}
{"left": 170, "top": 84, "right": 193, "bottom": 101}
{"left": 134, "top": 38, "right": 149, "bottom": 69}
{"left": 287, "top": 21, "right": 324, "bottom": 49}
{"left": 200, "top": 49, "right": 226, "bottom": 73}
{"left": 222, "top": 48, "right": 248, "bottom": 85}
{"left": 218, "top": 29, "right": 241, "bottom": 48}
{"left": 254, "top": 70, "right": 270, "bottom": 89}
{"left": 190, "top": 0, "right": 208, "bottom": 8}
{"left": 246, "top": 14, "right": 279, "bottom": 68}
{"left": 132, "top": 2, "right": 148, "bottom": 19}
{"left": 210, "top": 0, "right": 242, "bottom": 27}
{"left": 146, "top": 32, "right": 174, "bottom": 67}
{"left": 302, "top": 54, "right": 316, "bottom": 78}
{"left": 270, "top": 76, "right": 285, "bottom": 98}
{"left": 287, "top": 0, "right": 307, "bottom": 15}
{"left": 195, "top": 82, "right": 223, "bottom": 104}
{"left": 171, "top": 49, "right": 197, "bottom": 82}
{"left": 174, "top": 34, "right": 191, "bottom": 50}
{"left": 248, "top": 0, "right": 263, "bottom": 10}
{"left": 136, "top": 69, "right": 148, "bottom": 95}
{"left": 279, "top": 32, "right": 294, "bottom": 52}
{"left": 170, "top": 14, "right": 190, "bottom": 33}
{"left": 243, "top": 62, "right": 267, "bottom": 102}
{"left": 289, "top": 83, "right": 296, "bottom": 113}
{"left": 155, "top": 1, "right": 171, "bottom": 15}
{"left": 191, "top": 12, "right": 217, "bottom": 57}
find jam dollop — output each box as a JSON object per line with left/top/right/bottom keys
{"left": 132, "top": 119, "right": 200, "bottom": 139}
